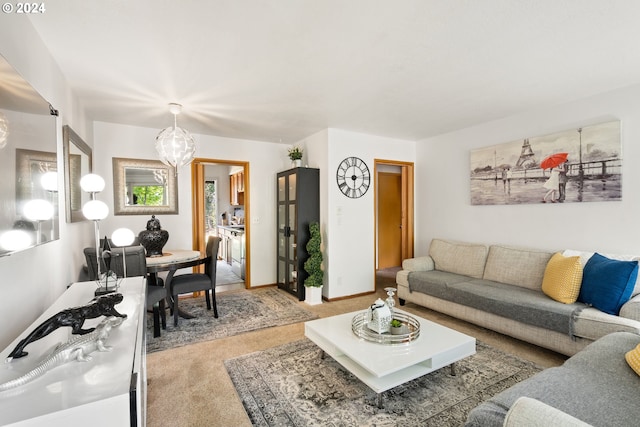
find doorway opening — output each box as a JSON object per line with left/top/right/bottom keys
{"left": 192, "top": 158, "right": 250, "bottom": 290}
{"left": 374, "top": 159, "right": 414, "bottom": 286}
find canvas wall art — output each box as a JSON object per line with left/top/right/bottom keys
{"left": 470, "top": 120, "right": 621, "bottom": 205}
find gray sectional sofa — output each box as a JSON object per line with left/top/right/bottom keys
{"left": 466, "top": 331, "right": 640, "bottom": 426}
{"left": 395, "top": 239, "right": 640, "bottom": 356}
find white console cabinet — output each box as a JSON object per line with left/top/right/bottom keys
{"left": 0, "top": 277, "right": 146, "bottom": 426}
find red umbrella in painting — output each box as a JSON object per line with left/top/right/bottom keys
{"left": 540, "top": 152, "right": 568, "bottom": 170}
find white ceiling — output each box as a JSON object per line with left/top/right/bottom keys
{"left": 27, "top": 1, "right": 640, "bottom": 144}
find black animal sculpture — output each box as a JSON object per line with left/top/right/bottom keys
{"left": 6, "top": 293, "right": 127, "bottom": 362}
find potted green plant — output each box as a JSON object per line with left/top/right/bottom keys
{"left": 304, "top": 222, "right": 323, "bottom": 305}
{"left": 288, "top": 146, "right": 303, "bottom": 167}
{"left": 390, "top": 318, "right": 409, "bottom": 335}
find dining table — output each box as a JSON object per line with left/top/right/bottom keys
{"left": 146, "top": 249, "right": 205, "bottom": 320}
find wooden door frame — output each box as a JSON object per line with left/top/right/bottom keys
{"left": 191, "top": 158, "right": 251, "bottom": 288}
{"left": 374, "top": 159, "right": 414, "bottom": 273}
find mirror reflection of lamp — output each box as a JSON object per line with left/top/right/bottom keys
{"left": 40, "top": 171, "right": 58, "bottom": 240}
{"left": 111, "top": 228, "right": 135, "bottom": 278}
{"left": 0, "top": 229, "right": 32, "bottom": 252}
{"left": 23, "top": 199, "right": 54, "bottom": 244}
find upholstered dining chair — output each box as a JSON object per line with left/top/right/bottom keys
{"left": 84, "top": 245, "right": 148, "bottom": 279}
{"left": 83, "top": 245, "right": 168, "bottom": 337}
{"left": 169, "top": 236, "right": 221, "bottom": 327}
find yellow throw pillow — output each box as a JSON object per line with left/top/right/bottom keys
{"left": 541, "top": 252, "right": 583, "bottom": 304}
{"left": 625, "top": 344, "right": 640, "bottom": 376}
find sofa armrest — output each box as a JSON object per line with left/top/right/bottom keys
{"left": 620, "top": 293, "right": 640, "bottom": 322}
{"left": 503, "top": 397, "right": 592, "bottom": 427}
{"left": 401, "top": 256, "right": 434, "bottom": 272}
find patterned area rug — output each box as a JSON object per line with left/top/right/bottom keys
{"left": 225, "top": 339, "right": 542, "bottom": 426}
{"left": 146, "top": 288, "right": 317, "bottom": 353}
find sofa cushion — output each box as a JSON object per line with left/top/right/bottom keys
{"left": 564, "top": 249, "right": 640, "bottom": 296}
{"left": 541, "top": 253, "right": 583, "bottom": 304}
{"left": 465, "top": 332, "right": 640, "bottom": 427}
{"left": 483, "top": 245, "right": 553, "bottom": 291}
{"left": 503, "top": 397, "right": 593, "bottom": 427}
{"left": 407, "top": 270, "right": 472, "bottom": 294}
{"left": 428, "top": 239, "right": 488, "bottom": 279}
{"left": 449, "top": 279, "right": 583, "bottom": 336}
{"left": 401, "top": 256, "right": 434, "bottom": 272}
{"left": 578, "top": 253, "right": 638, "bottom": 315}
{"left": 572, "top": 306, "right": 640, "bottom": 341}
{"left": 625, "top": 343, "right": 640, "bottom": 376}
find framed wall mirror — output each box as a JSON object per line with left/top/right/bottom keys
{"left": 0, "top": 54, "right": 59, "bottom": 257}
{"left": 63, "top": 125, "right": 92, "bottom": 222}
{"left": 112, "top": 157, "right": 178, "bottom": 215}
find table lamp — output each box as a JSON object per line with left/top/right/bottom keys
{"left": 23, "top": 199, "right": 54, "bottom": 244}
{"left": 81, "top": 173, "right": 115, "bottom": 295}
{"left": 111, "top": 228, "right": 135, "bottom": 278}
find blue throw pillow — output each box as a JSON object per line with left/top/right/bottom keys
{"left": 578, "top": 253, "right": 638, "bottom": 315}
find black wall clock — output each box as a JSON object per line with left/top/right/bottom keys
{"left": 336, "top": 156, "right": 370, "bottom": 198}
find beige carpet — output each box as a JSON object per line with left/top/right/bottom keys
{"left": 225, "top": 339, "right": 542, "bottom": 426}
{"left": 146, "top": 276, "right": 567, "bottom": 427}
{"left": 146, "top": 287, "right": 317, "bottom": 353}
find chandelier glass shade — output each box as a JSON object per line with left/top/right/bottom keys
{"left": 155, "top": 103, "right": 196, "bottom": 170}
{"left": 80, "top": 173, "right": 106, "bottom": 193}
{"left": 82, "top": 199, "right": 109, "bottom": 221}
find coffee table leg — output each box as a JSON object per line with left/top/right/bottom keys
{"left": 320, "top": 350, "right": 326, "bottom": 360}
{"left": 377, "top": 393, "right": 383, "bottom": 409}
{"left": 450, "top": 362, "right": 457, "bottom": 376}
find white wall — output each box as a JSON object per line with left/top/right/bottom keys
{"left": 416, "top": 84, "right": 640, "bottom": 256}
{"left": 205, "top": 164, "right": 232, "bottom": 221}
{"left": 324, "top": 129, "right": 415, "bottom": 299}
{"left": 93, "top": 121, "right": 287, "bottom": 287}
{"left": 0, "top": 20, "right": 93, "bottom": 349}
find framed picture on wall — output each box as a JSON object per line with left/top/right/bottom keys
{"left": 470, "top": 120, "right": 621, "bottom": 205}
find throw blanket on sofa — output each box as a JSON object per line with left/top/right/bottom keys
{"left": 408, "top": 272, "right": 586, "bottom": 337}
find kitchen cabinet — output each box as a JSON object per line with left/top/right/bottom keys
{"left": 217, "top": 225, "right": 245, "bottom": 279}
{"left": 277, "top": 167, "right": 319, "bottom": 300}
{"left": 217, "top": 226, "right": 232, "bottom": 264}
{"left": 0, "top": 277, "right": 147, "bottom": 426}
{"left": 230, "top": 171, "right": 245, "bottom": 206}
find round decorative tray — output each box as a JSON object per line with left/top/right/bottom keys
{"left": 351, "top": 311, "right": 421, "bottom": 345}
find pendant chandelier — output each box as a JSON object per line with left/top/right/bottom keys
{"left": 155, "top": 103, "right": 196, "bottom": 171}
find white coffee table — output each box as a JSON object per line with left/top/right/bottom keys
{"left": 304, "top": 308, "right": 476, "bottom": 407}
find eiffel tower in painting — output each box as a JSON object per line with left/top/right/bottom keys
{"left": 515, "top": 139, "right": 537, "bottom": 168}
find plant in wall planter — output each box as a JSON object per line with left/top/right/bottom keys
{"left": 304, "top": 221, "right": 323, "bottom": 305}
{"left": 288, "top": 146, "right": 303, "bottom": 167}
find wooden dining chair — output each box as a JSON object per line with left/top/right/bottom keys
{"left": 169, "top": 236, "right": 221, "bottom": 326}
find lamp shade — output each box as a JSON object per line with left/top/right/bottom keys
{"left": 40, "top": 171, "right": 58, "bottom": 192}
{"left": 111, "top": 227, "right": 135, "bottom": 247}
{"left": 82, "top": 199, "right": 109, "bottom": 220}
{"left": 23, "top": 199, "right": 54, "bottom": 221}
{"left": 155, "top": 125, "right": 196, "bottom": 169}
{"left": 0, "top": 230, "right": 32, "bottom": 251}
{"left": 80, "top": 173, "right": 106, "bottom": 193}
